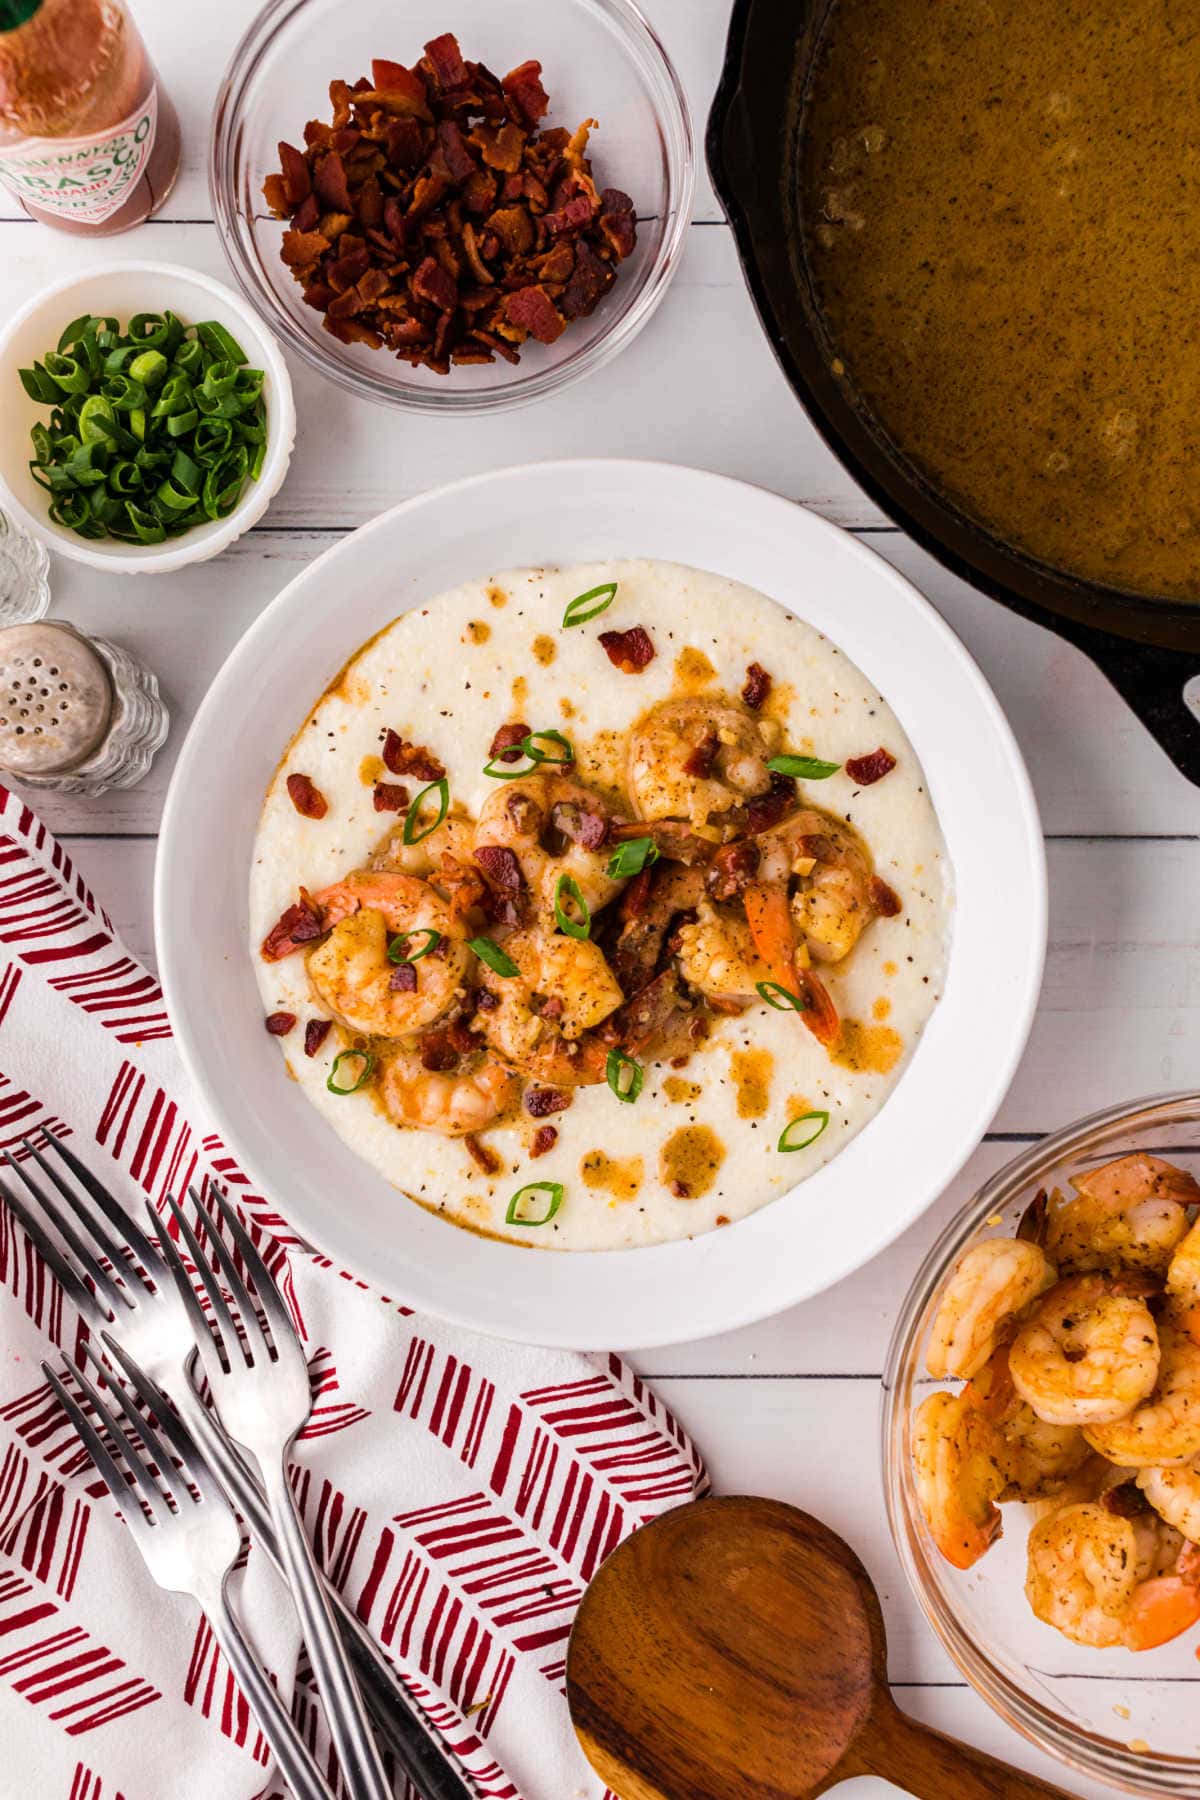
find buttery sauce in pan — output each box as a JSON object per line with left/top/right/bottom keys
{"left": 803, "top": 0, "right": 1200, "bottom": 600}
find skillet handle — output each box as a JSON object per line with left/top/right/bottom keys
{"left": 1053, "top": 620, "right": 1200, "bottom": 787}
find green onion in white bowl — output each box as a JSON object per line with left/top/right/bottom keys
{"left": 0, "top": 261, "right": 295, "bottom": 574}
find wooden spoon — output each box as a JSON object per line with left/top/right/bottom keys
{"left": 566, "top": 1495, "right": 1075, "bottom": 1800}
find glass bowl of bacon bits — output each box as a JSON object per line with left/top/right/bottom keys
{"left": 210, "top": 0, "right": 693, "bottom": 413}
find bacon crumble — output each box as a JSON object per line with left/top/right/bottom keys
{"left": 845, "top": 747, "right": 898, "bottom": 786}
{"left": 265, "top": 1011, "right": 297, "bottom": 1035}
{"left": 373, "top": 780, "right": 410, "bottom": 812}
{"left": 742, "top": 662, "right": 771, "bottom": 709}
{"left": 597, "top": 625, "right": 655, "bottom": 673}
{"left": 682, "top": 729, "right": 720, "bottom": 780}
{"left": 263, "top": 36, "right": 638, "bottom": 375}
{"left": 261, "top": 892, "right": 324, "bottom": 961}
{"left": 489, "top": 720, "right": 530, "bottom": 763}
{"left": 286, "top": 773, "right": 328, "bottom": 819}
{"left": 530, "top": 1124, "right": 558, "bottom": 1157}
{"left": 869, "top": 876, "right": 903, "bottom": 918}
{"left": 389, "top": 961, "right": 419, "bottom": 992}
{"left": 525, "top": 1087, "right": 571, "bottom": 1117}
{"left": 304, "top": 1019, "right": 333, "bottom": 1057}
{"left": 464, "top": 1132, "right": 502, "bottom": 1175}
{"left": 383, "top": 729, "right": 445, "bottom": 780}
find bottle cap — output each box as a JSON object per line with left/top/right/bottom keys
{"left": 0, "top": 0, "right": 43, "bottom": 30}
{"left": 0, "top": 622, "right": 113, "bottom": 776}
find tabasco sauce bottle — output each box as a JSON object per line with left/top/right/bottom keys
{"left": 0, "top": 0, "right": 180, "bottom": 233}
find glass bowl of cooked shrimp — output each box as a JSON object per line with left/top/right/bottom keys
{"left": 884, "top": 1092, "right": 1200, "bottom": 1796}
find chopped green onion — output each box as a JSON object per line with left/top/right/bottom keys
{"left": 766, "top": 754, "right": 841, "bottom": 780}
{"left": 506, "top": 1181, "right": 565, "bottom": 1226}
{"left": 403, "top": 777, "right": 449, "bottom": 844}
{"left": 17, "top": 311, "right": 267, "bottom": 546}
{"left": 553, "top": 873, "right": 591, "bottom": 940}
{"left": 468, "top": 936, "right": 519, "bottom": 977}
{"left": 778, "top": 1110, "right": 830, "bottom": 1152}
{"left": 562, "top": 582, "right": 618, "bottom": 628}
{"left": 755, "top": 980, "right": 808, "bottom": 1012}
{"left": 326, "top": 1049, "right": 375, "bottom": 1095}
{"left": 387, "top": 927, "right": 442, "bottom": 964}
{"left": 482, "top": 728, "right": 575, "bottom": 780}
{"left": 606, "top": 1049, "right": 644, "bottom": 1104}
{"left": 525, "top": 728, "right": 573, "bottom": 765}
{"left": 606, "top": 836, "right": 660, "bottom": 879}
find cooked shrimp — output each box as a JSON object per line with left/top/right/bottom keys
{"left": 370, "top": 813, "right": 485, "bottom": 919}
{"left": 965, "top": 1347, "right": 1091, "bottom": 1500}
{"left": 303, "top": 872, "right": 471, "bottom": 1037}
{"left": 1044, "top": 1153, "right": 1196, "bottom": 1277}
{"left": 912, "top": 1390, "right": 1006, "bottom": 1569}
{"left": 627, "top": 696, "right": 778, "bottom": 828}
{"left": 675, "top": 899, "right": 774, "bottom": 1002}
{"left": 1009, "top": 1274, "right": 1160, "bottom": 1426}
{"left": 474, "top": 773, "right": 624, "bottom": 926}
{"left": 1137, "top": 1463, "right": 1200, "bottom": 1543}
{"left": 476, "top": 928, "right": 618, "bottom": 1085}
{"left": 759, "top": 807, "right": 878, "bottom": 965}
{"left": 378, "top": 1042, "right": 518, "bottom": 1137}
{"left": 1086, "top": 1325, "right": 1200, "bottom": 1467}
{"left": 1025, "top": 1503, "right": 1200, "bottom": 1649}
{"left": 1167, "top": 1216, "right": 1200, "bottom": 1342}
{"left": 926, "top": 1238, "right": 1057, "bottom": 1381}
{"left": 741, "top": 879, "right": 841, "bottom": 1046}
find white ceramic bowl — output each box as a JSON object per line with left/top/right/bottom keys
{"left": 0, "top": 262, "right": 296, "bottom": 574}
{"left": 156, "top": 461, "right": 1046, "bottom": 1348}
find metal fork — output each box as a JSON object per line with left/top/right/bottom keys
{"left": 157, "top": 1183, "right": 392, "bottom": 1800}
{"left": 44, "top": 1342, "right": 336, "bottom": 1800}
{"left": 0, "top": 1136, "right": 473, "bottom": 1800}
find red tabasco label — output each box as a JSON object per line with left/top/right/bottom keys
{"left": 0, "top": 87, "right": 157, "bottom": 223}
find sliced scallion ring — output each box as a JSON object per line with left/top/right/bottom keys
{"left": 778, "top": 1110, "right": 830, "bottom": 1152}
{"left": 468, "top": 936, "right": 519, "bottom": 977}
{"left": 553, "top": 873, "right": 591, "bottom": 940}
{"left": 482, "top": 727, "right": 576, "bottom": 780}
{"left": 506, "top": 1181, "right": 565, "bottom": 1226}
{"left": 326, "top": 1049, "right": 375, "bottom": 1095}
{"left": 403, "top": 777, "right": 449, "bottom": 844}
{"left": 387, "top": 927, "right": 442, "bottom": 964}
{"left": 755, "top": 980, "right": 809, "bottom": 1012}
{"left": 562, "top": 581, "right": 617, "bottom": 628}
{"left": 606, "top": 1049, "right": 644, "bottom": 1104}
{"left": 606, "top": 836, "right": 660, "bottom": 879}
{"left": 765, "top": 754, "right": 841, "bottom": 780}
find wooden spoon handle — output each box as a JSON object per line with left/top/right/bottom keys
{"left": 849, "top": 1700, "right": 1079, "bottom": 1800}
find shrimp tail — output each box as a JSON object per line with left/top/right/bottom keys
{"left": 744, "top": 879, "right": 841, "bottom": 1046}
{"left": 1122, "top": 1577, "right": 1200, "bottom": 1651}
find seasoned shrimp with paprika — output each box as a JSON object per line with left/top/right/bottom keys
{"left": 475, "top": 927, "right": 619, "bottom": 1086}
{"left": 379, "top": 1040, "right": 518, "bottom": 1137}
{"left": 474, "top": 772, "right": 624, "bottom": 927}
{"left": 281, "top": 871, "right": 472, "bottom": 1038}
{"left": 1085, "top": 1325, "right": 1200, "bottom": 1467}
{"left": 1044, "top": 1153, "right": 1198, "bottom": 1277}
{"left": 627, "top": 696, "right": 779, "bottom": 829}
{"left": 1008, "top": 1274, "right": 1161, "bottom": 1427}
{"left": 912, "top": 1389, "right": 1006, "bottom": 1570}
{"left": 1025, "top": 1503, "right": 1200, "bottom": 1650}
{"left": 926, "top": 1237, "right": 1057, "bottom": 1381}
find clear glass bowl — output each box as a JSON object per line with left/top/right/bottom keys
{"left": 884, "top": 1093, "right": 1200, "bottom": 1796}
{"left": 210, "top": 0, "right": 693, "bottom": 413}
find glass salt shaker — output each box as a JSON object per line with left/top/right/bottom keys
{"left": 0, "top": 619, "right": 168, "bottom": 793}
{"left": 0, "top": 508, "right": 51, "bottom": 625}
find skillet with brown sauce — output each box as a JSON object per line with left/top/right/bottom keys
{"left": 803, "top": 0, "right": 1200, "bottom": 601}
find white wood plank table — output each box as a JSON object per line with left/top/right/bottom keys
{"left": 4, "top": 2, "right": 1200, "bottom": 1795}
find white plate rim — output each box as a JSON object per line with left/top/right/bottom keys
{"left": 155, "top": 458, "right": 1046, "bottom": 1349}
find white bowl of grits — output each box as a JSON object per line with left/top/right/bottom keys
{"left": 156, "top": 460, "right": 1045, "bottom": 1347}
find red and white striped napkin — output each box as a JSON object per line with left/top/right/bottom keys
{"left": 0, "top": 785, "right": 707, "bottom": 1800}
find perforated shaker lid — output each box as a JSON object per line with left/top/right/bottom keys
{"left": 0, "top": 623, "right": 113, "bottom": 775}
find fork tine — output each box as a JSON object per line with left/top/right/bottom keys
{"left": 43, "top": 1359, "right": 167, "bottom": 1531}
{"left": 204, "top": 1184, "right": 295, "bottom": 1342}
{"left": 35, "top": 1134, "right": 161, "bottom": 1283}
{"left": 156, "top": 1195, "right": 240, "bottom": 1370}
{"left": 79, "top": 1340, "right": 189, "bottom": 1511}
{"left": 2, "top": 1149, "right": 128, "bottom": 1315}
{"left": 0, "top": 1168, "right": 104, "bottom": 1323}
{"left": 188, "top": 1186, "right": 273, "bottom": 1367}
{"left": 99, "top": 1331, "right": 222, "bottom": 1506}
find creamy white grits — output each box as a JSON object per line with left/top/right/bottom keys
{"left": 250, "top": 558, "right": 951, "bottom": 1250}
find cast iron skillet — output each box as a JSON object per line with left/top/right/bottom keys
{"left": 707, "top": 0, "right": 1200, "bottom": 785}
